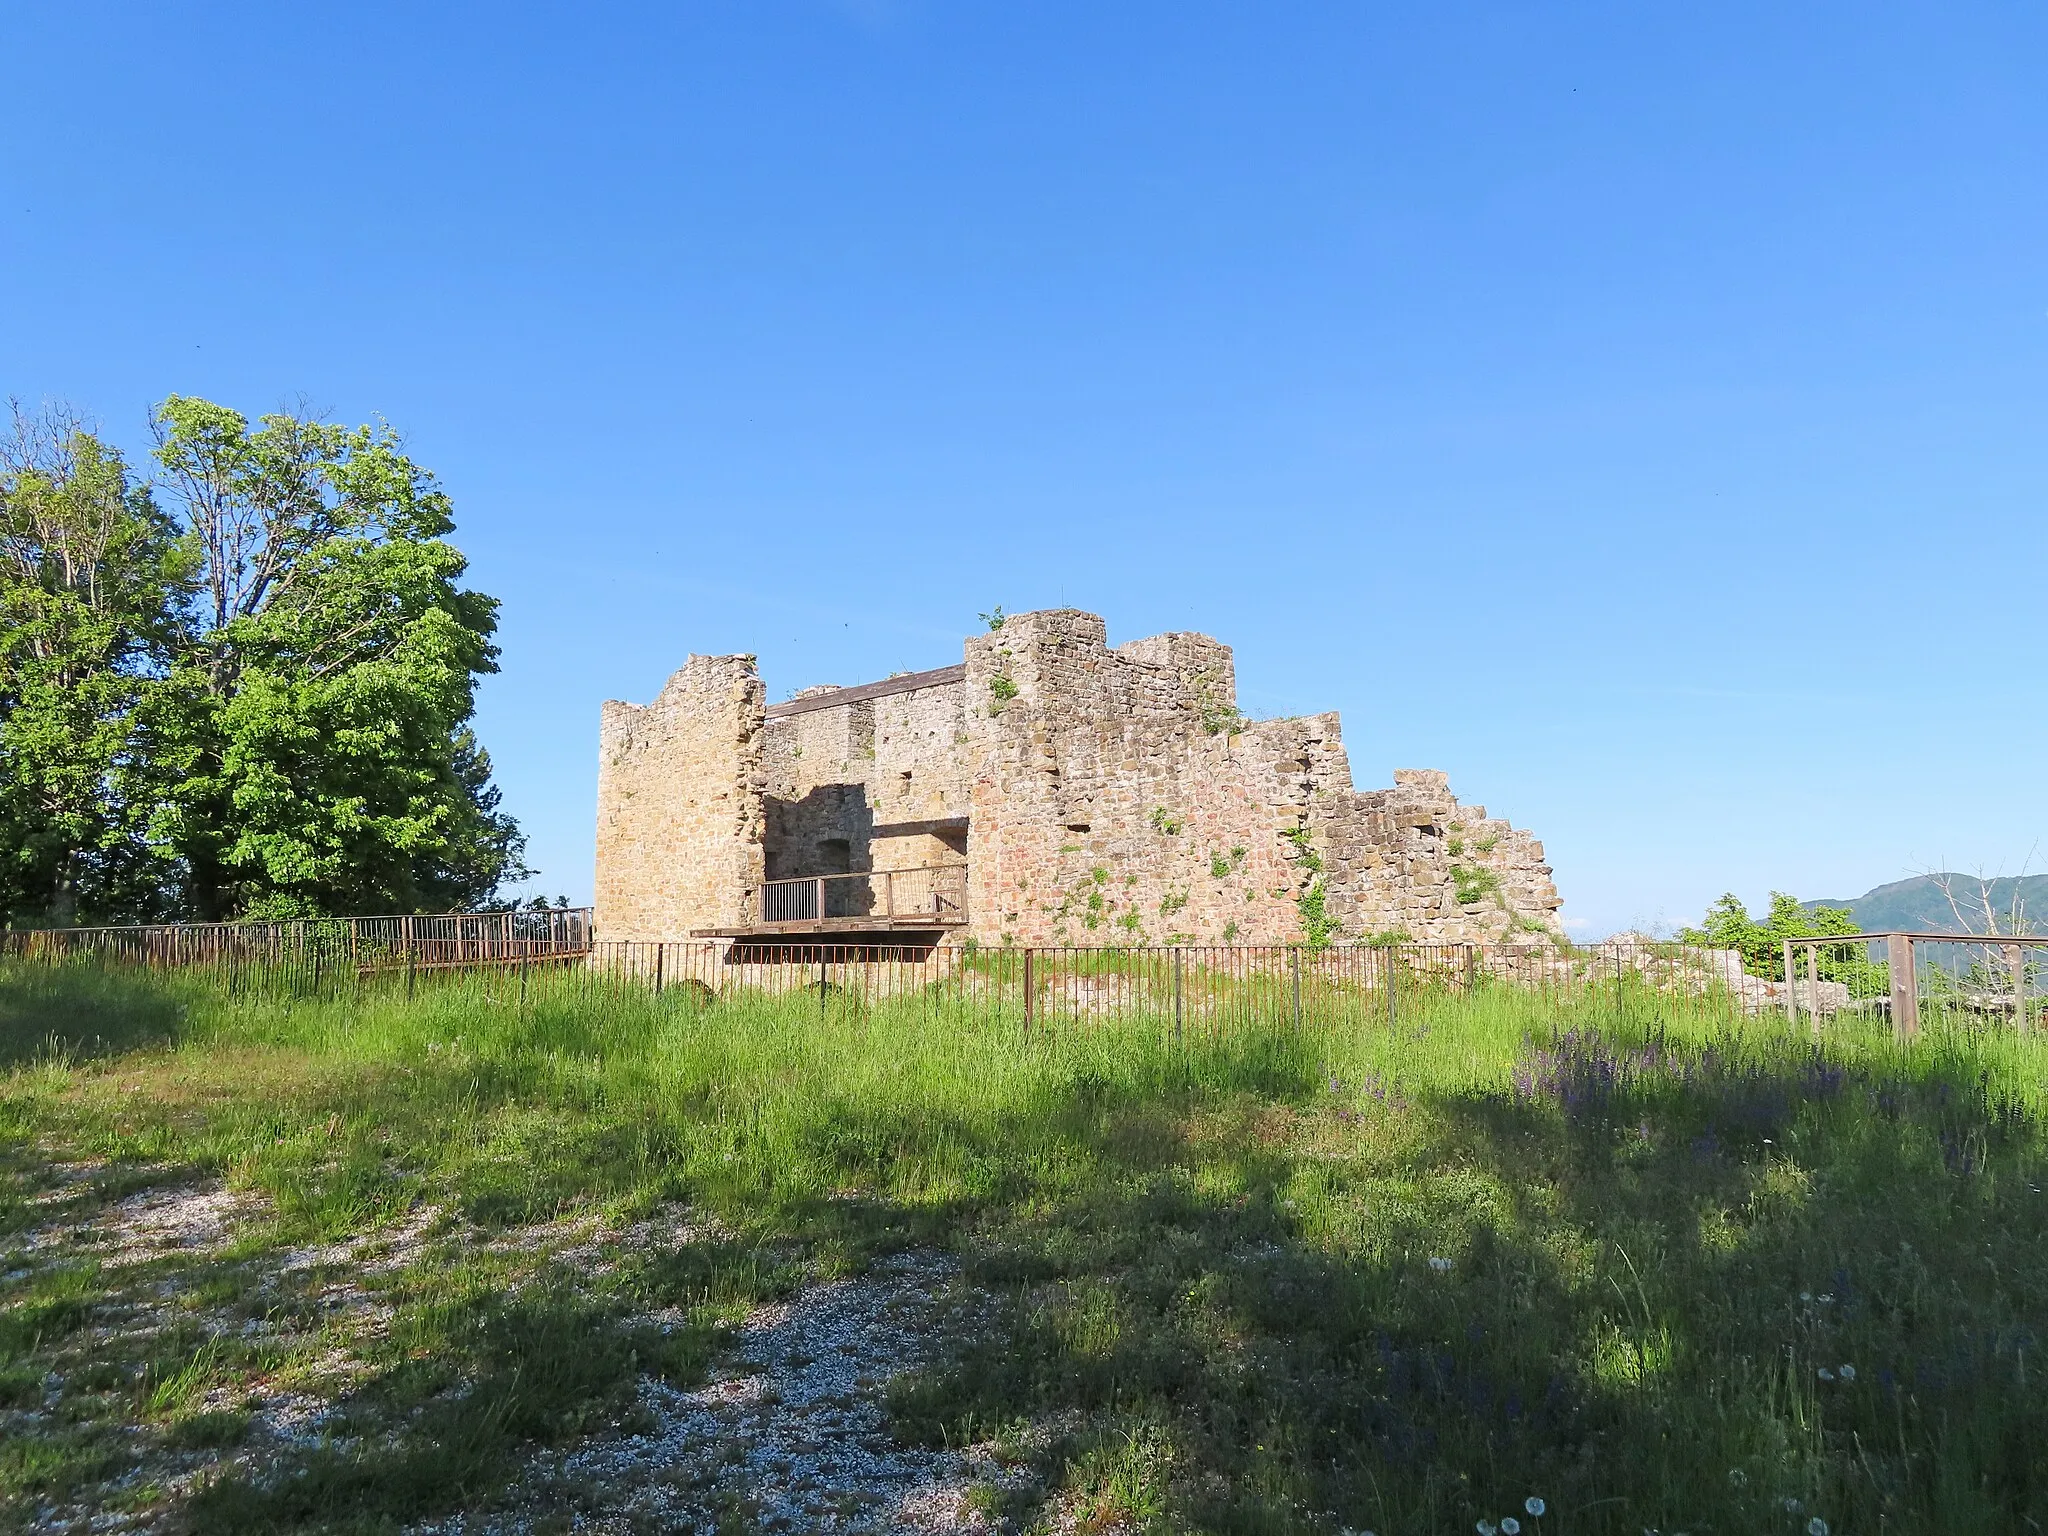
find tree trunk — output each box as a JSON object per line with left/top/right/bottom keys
{"left": 50, "top": 850, "right": 79, "bottom": 928}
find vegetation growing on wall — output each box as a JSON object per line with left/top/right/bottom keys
{"left": 1451, "top": 864, "right": 1502, "bottom": 906}
{"left": 1282, "top": 826, "right": 1340, "bottom": 948}
{"left": 1189, "top": 666, "right": 1247, "bottom": 736}
{"left": 986, "top": 647, "right": 1018, "bottom": 715}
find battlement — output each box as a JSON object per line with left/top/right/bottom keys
{"left": 594, "top": 612, "right": 1563, "bottom": 947}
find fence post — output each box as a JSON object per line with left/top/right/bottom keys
{"left": 1291, "top": 947, "right": 1302, "bottom": 1031}
{"left": 1783, "top": 939, "right": 1798, "bottom": 1028}
{"left": 1886, "top": 933, "right": 1918, "bottom": 1040}
{"left": 1465, "top": 944, "right": 1477, "bottom": 993}
{"left": 815, "top": 877, "right": 827, "bottom": 923}
{"left": 1023, "top": 948, "right": 1035, "bottom": 1036}
{"left": 1173, "top": 947, "right": 1183, "bottom": 1043}
{"left": 2007, "top": 943, "right": 2028, "bottom": 1033}
{"left": 1385, "top": 946, "right": 1397, "bottom": 1030}
{"left": 1806, "top": 945, "right": 1821, "bottom": 1038}
{"left": 654, "top": 943, "right": 664, "bottom": 996}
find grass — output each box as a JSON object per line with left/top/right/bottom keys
{"left": 2, "top": 956, "right": 2046, "bottom": 1532}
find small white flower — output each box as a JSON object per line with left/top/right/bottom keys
{"left": 1819, "top": 1293, "right": 1835, "bottom": 1304}
{"left": 1799, "top": 1291, "right": 1811, "bottom": 1301}
{"left": 1727, "top": 1469, "right": 1747, "bottom": 1486}
{"left": 1807, "top": 1520, "right": 1829, "bottom": 1536}
{"left": 1430, "top": 1256, "right": 1453, "bottom": 1273}
{"left": 1478, "top": 1522, "right": 1497, "bottom": 1536}
{"left": 1783, "top": 1498, "right": 1803, "bottom": 1513}
{"left": 1525, "top": 1498, "right": 1546, "bottom": 1517}
{"left": 1838, "top": 1363, "right": 1856, "bottom": 1382}
{"left": 1817, "top": 1367, "right": 1834, "bottom": 1381}
{"left": 1503, "top": 1520, "right": 1522, "bottom": 1535}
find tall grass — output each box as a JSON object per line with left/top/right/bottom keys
{"left": 3, "top": 956, "right": 2047, "bottom": 1532}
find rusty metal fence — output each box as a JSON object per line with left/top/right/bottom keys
{"left": 4, "top": 916, "right": 2038, "bottom": 1039}
{"left": 0, "top": 907, "right": 592, "bottom": 978}
{"left": 568, "top": 938, "right": 1783, "bottom": 1035}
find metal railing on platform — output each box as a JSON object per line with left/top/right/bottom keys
{"left": 755, "top": 866, "right": 967, "bottom": 927}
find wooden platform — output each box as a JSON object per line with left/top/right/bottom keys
{"left": 690, "top": 914, "right": 965, "bottom": 940}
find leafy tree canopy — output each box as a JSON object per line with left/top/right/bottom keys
{"left": 1678, "top": 891, "right": 1860, "bottom": 979}
{"left": 0, "top": 403, "right": 189, "bottom": 924}
{"left": 0, "top": 397, "right": 528, "bottom": 926}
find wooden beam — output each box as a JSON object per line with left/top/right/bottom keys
{"left": 764, "top": 664, "right": 967, "bottom": 720}
{"left": 872, "top": 817, "right": 971, "bottom": 840}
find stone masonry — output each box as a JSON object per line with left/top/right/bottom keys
{"left": 595, "top": 656, "right": 766, "bottom": 938}
{"left": 594, "top": 611, "right": 1564, "bottom": 945}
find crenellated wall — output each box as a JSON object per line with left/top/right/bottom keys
{"left": 595, "top": 611, "right": 1564, "bottom": 944}
{"left": 960, "top": 611, "right": 1561, "bottom": 946}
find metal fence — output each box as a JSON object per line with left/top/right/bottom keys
{"left": 4, "top": 916, "right": 2039, "bottom": 1039}
{"left": 1786, "top": 931, "right": 2044, "bottom": 1038}
{"left": 572, "top": 938, "right": 1791, "bottom": 1035}
{"left": 0, "top": 908, "right": 593, "bottom": 975}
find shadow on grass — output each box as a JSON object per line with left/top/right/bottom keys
{"left": 0, "top": 960, "right": 185, "bottom": 1069}
{"left": 13, "top": 969, "right": 2044, "bottom": 1535}
{"left": 183, "top": 1242, "right": 804, "bottom": 1534}
{"left": 884, "top": 1026, "right": 2048, "bottom": 1535}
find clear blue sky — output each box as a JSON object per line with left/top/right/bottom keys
{"left": 6, "top": 2, "right": 2044, "bottom": 935}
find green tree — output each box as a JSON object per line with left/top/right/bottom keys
{"left": 1679, "top": 890, "right": 1860, "bottom": 979}
{"left": 0, "top": 403, "right": 188, "bottom": 926}
{"left": 148, "top": 397, "right": 527, "bottom": 918}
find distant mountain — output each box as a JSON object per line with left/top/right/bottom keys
{"left": 1804, "top": 874, "right": 2048, "bottom": 935}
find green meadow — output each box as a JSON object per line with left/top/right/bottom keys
{"left": 2, "top": 957, "right": 2045, "bottom": 1534}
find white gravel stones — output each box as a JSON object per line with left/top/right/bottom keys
{"left": 429, "top": 1250, "right": 1026, "bottom": 1534}
{"left": 18, "top": 1175, "right": 263, "bottom": 1267}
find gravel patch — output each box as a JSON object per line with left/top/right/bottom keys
{"left": 14, "top": 1175, "right": 265, "bottom": 1267}
{"left": 7, "top": 1171, "right": 1028, "bottom": 1534}
{"left": 422, "top": 1250, "right": 1031, "bottom": 1534}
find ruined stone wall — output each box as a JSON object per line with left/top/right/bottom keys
{"left": 760, "top": 680, "right": 969, "bottom": 879}
{"left": 1306, "top": 769, "right": 1562, "bottom": 943}
{"left": 963, "top": 611, "right": 1310, "bottom": 946}
{"left": 594, "top": 655, "right": 766, "bottom": 941}
{"left": 596, "top": 610, "right": 1563, "bottom": 945}
{"left": 961, "top": 610, "right": 1562, "bottom": 947}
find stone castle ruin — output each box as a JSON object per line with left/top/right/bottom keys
{"left": 595, "top": 609, "right": 1564, "bottom": 948}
